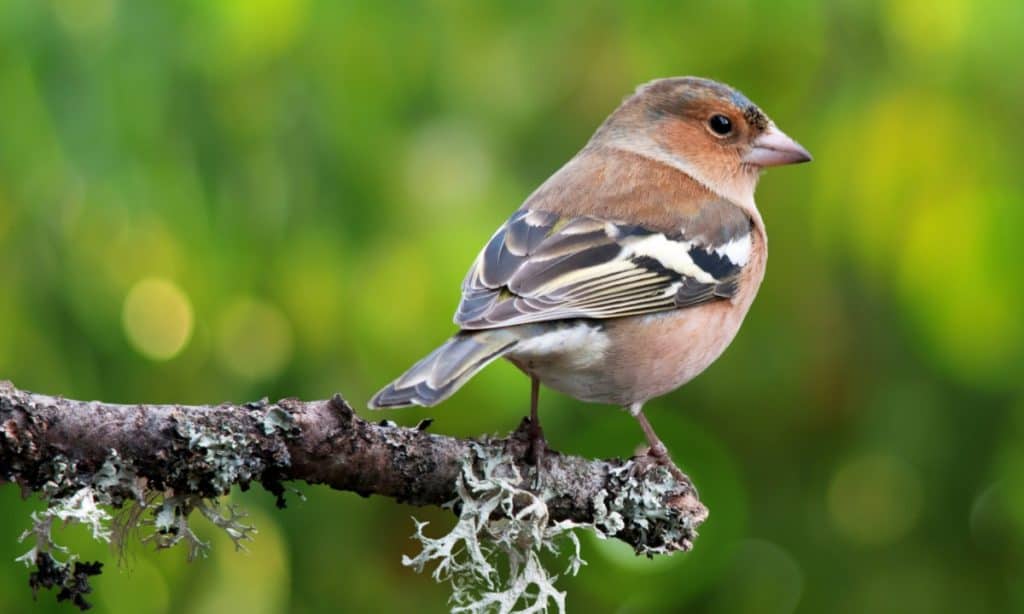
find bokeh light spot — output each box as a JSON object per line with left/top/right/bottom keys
{"left": 815, "top": 90, "right": 1022, "bottom": 387}
{"left": 899, "top": 193, "right": 1020, "bottom": 381}
{"left": 884, "top": 0, "right": 969, "bottom": 57}
{"left": 827, "top": 453, "right": 923, "bottom": 546}
{"left": 122, "top": 278, "right": 194, "bottom": 361}
{"left": 217, "top": 298, "right": 294, "bottom": 380}
{"left": 211, "top": 0, "right": 308, "bottom": 68}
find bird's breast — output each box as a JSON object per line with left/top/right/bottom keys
{"left": 507, "top": 226, "right": 766, "bottom": 407}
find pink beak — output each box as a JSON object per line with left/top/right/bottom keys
{"left": 743, "top": 124, "right": 812, "bottom": 167}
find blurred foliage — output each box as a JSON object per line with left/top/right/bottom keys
{"left": 1, "top": 0, "right": 1022, "bottom": 612}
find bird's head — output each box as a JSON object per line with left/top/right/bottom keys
{"left": 594, "top": 77, "right": 811, "bottom": 207}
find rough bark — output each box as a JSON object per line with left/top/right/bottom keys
{"left": 0, "top": 379, "right": 706, "bottom": 561}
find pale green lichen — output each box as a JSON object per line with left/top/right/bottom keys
{"left": 14, "top": 446, "right": 258, "bottom": 611}
{"left": 17, "top": 453, "right": 122, "bottom": 570}
{"left": 15, "top": 464, "right": 117, "bottom": 606}
{"left": 37, "top": 454, "right": 75, "bottom": 499}
{"left": 174, "top": 421, "right": 261, "bottom": 493}
{"left": 259, "top": 405, "right": 297, "bottom": 436}
{"left": 14, "top": 401, "right": 698, "bottom": 612}
{"left": 592, "top": 463, "right": 700, "bottom": 555}
{"left": 93, "top": 450, "right": 145, "bottom": 505}
{"left": 10, "top": 403, "right": 300, "bottom": 610}
{"left": 18, "top": 446, "right": 258, "bottom": 575}
{"left": 143, "top": 495, "right": 256, "bottom": 560}
{"left": 404, "top": 447, "right": 700, "bottom": 613}
{"left": 403, "top": 445, "right": 587, "bottom": 614}
{"left": 16, "top": 487, "right": 112, "bottom": 567}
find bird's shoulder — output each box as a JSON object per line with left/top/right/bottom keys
{"left": 522, "top": 145, "right": 753, "bottom": 240}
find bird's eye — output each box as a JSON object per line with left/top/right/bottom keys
{"left": 708, "top": 114, "right": 733, "bottom": 136}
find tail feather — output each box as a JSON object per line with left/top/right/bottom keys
{"left": 369, "top": 330, "right": 520, "bottom": 408}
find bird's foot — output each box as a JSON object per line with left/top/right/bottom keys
{"left": 638, "top": 444, "right": 687, "bottom": 483}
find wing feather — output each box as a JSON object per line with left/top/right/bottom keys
{"left": 455, "top": 208, "right": 751, "bottom": 329}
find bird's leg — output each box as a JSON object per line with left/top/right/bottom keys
{"left": 527, "top": 376, "right": 546, "bottom": 465}
{"left": 631, "top": 403, "right": 693, "bottom": 477}
{"left": 631, "top": 404, "right": 689, "bottom": 481}
{"left": 631, "top": 404, "right": 691, "bottom": 487}
{"left": 631, "top": 403, "right": 670, "bottom": 459}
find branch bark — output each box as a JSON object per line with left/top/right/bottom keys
{"left": 0, "top": 379, "right": 706, "bottom": 556}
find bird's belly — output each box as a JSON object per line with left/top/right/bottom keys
{"left": 506, "top": 301, "right": 750, "bottom": 407}
{"left": 505, "top": 323, "right": 622, "bottom": 403}
{"left": 602, "top": 303, "right": 747, "bottom": 404}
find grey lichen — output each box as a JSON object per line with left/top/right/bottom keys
{"left": 17, "top": 452, "right": 138, "bottom": 570}
{"left": 93, "top": 450, "right": 145, "bottom": 505}
{"left": 404, "top": 444, "right": 586, "bottom": 614}
{"left": 16, "top": 443, "right": 264, "bottom": 609}
{"left": 12, "top": 399, "right": 295, "bottom": 610}
{"left": 173, "top": 419, "right": 265, "bottom": 494}
{"left": 405, "top": 446, "right": 705, "bottom": 612}
{"left": 16, "top": 457, "right": 119, "bottom": 610}
{"left": 144, "top": 495, "right": 256, "bottom": 560}
{"left": 592, "top": 462, "right": 705, "bottom": 555}
{"left": 1, "top": 382, "right": 708, "bottom": 612}
{"left": 259, "top": 404, "right": 298, "bottom": 436}
{"left": 17, "top": 487, "right": 113, "bottom": 567}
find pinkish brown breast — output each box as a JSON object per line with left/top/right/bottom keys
{"left": 507, "top": 224, "right": 767, "bottom": 407}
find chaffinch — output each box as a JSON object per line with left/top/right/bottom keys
{"left": 370, "top": 77, "right": 811, "bottom": 462}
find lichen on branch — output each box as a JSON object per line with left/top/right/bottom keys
{"left": 0, "top": 381, "right": 707, "bottom": 611}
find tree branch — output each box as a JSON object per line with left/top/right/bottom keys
{"left": 0, "top": 380, "right": 707, "bottom": 608}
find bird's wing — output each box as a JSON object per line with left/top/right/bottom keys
{"left": 454, "top": 207, "right": 753, "bottom": 329}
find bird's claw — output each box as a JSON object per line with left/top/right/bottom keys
{"left": 636, "top": 446, "right": 688, "bottom": 483}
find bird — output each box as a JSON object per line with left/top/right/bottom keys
{"left": 369, "top": 76, "right": 811, "bottom": 464}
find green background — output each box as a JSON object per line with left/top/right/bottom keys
{"left": 2, "top": 1, "right": 1023, "bottom": 612}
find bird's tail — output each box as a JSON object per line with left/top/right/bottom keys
{"left": 368, "top": 329, "right": 521, "bottom": 409}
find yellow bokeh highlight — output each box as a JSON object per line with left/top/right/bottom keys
{"left": 884, "top": 0, "right": 969, "bottom": 58}
{"left": 818, "top": 92, "right": 965, "bottom": 275}
{"left": 827, "top": 453, "right": 923, "bottom": 547}
{"left": 899, "top": 192, "right": 1021, "bottom": 380}
{"left": 816, "top": 90, "right": 1021, "bottom": 384}
{"left": 211, "top": 0, "right": 308, "bottom": 68}
{"left": 217, "top": 297, "right": 294, "bottom": 379}
{"left": 122, "top": 278, "right": 195, "bottom": 361}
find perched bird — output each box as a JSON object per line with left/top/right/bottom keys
{"left": 370, "top": 76, "right": 810, "bottom": 462}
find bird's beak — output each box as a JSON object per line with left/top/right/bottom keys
{"left": 743, "top": 124, "right": 812, "bottom": 167}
